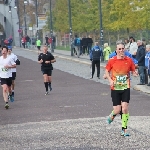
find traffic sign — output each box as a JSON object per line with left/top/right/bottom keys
{"left": 18, "top": 29, "right": 22, "bottom": 33}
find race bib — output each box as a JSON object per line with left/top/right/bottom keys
{"left": 1, "top": 68, "right": 8, "bottom": 72}
{"left": 114, "top": 75, "right": 128, "bottom": 90}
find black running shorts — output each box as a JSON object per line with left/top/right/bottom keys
{"left": 111, "top": 88, "right": 130, "bottom": 106}
{"left": 42, "top": 69, "right": 52, "bottom": 76}
{"left": 1, "top": 78, "right": 12, "bottom": 86}
{"left": 37, "top": 46, "right": 41, "bottom": 50}
{"left": 11, "top": 72, "right": 16, "bottom": 80}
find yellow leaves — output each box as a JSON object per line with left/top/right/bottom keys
{"left": 44, "top": 0, "right": 150, "bottom": 33}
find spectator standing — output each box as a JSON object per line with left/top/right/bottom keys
{"left": 145, "top": 45, "right": 150, "bottom": 86}
{"left": 74, "top": 35, "right": 81, "bottom": 58}
{"left": 48, "top": 37, "right": 52, "bottom": 50}
{"left": 87, "top": 35, "right": 93, "bottom": 54}
{"left": 8, "top": 36, "right": 13, "bottom": 46}
{"left": 71, "top": 38, "right": 76, "bottom": 54}
{"left": 89, "top": 42, "right": 102, "bottom": 79}
{"left": 142, "top": 38, "right": 147, "bottom": 49}
{"left": 129, "top": 38, "right": 138, "bottom": 58}
{"left": 82, "top": 36, "right": 88, "bottom": 55}
{"left": 4, "top": 38, "right": 9, "bottom": 46}
{"left": 103, "top": 43, "right": 111, "bottom": 62}
{"left": 136, "top": 40, "right": 146, "bottom": 85}
{"left": 124, "top": 39, "right": 130, "bottom": 51}
{"left": 80, "top": 37, "right": 83, "bottom": 55}
{"left": 25, "top": 35, "right": 30, "bottom": 48}
{"left": 21, "top": 36, "right": 26, "bottom": 48}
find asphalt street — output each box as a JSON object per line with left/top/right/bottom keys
{"left": 0, "top": 48, "right": 150, "bottom": 150}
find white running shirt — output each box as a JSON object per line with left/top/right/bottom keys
{"left": 7, "top": 53, "right": 17, "bottom": 73}
{"left": 0, "top": 56, "right": 16, "bottom": 78}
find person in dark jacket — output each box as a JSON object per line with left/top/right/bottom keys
{"left": 90, "top": 42, "right": 102, "bottom": 79}
{"left": 87, "top": 35, "right": 93, "bottom": 54}
{"left": 82, "top": 36, "right": 88, "bottom": 55}
{"left": 136, "top": 40, "right": 146, "bottom": 85}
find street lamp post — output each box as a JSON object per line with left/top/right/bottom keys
{"left": 35, "top": 0, "right": 38, "bottom": 39}
{"left": 98, "top": 0, "right": 104, "bottom": 62}
{"left": 68, "top": 0, "right": 73, "bottom": 56}
{"left": 16, "top": 0, "right": 21, "bottom": 47}
{"left": 49, "top": 0, "right": 54, "bottom": 52}
{"left": 24, "top": 0, "right": 27, "bottom": 36}
{"left": 8, "top": 0, "right": 18, "bottom": 46}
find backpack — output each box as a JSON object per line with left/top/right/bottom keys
{"left": 76, "top": 38, "right": 80, "bottom": 45}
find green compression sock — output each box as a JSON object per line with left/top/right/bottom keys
{"left": 122, "top": 113, "right": 129, "bottom": 129}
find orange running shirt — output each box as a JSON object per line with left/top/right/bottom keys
{"left": 105, "top": 56, "right": 135, "bottom": 90}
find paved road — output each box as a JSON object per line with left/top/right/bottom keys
{"left": 0, "top": 48, "right": 150, "bottom": 150}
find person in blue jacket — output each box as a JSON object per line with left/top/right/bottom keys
{"left": 90, "top": 42, "right": 102, "bottom": 79}
{"left": 108, "top": 40, "right": 138, "bottom": 65}
{"left": 109, "top": 50, "right": 138, "bottom": 65}
{"left": 145, "top": 45, "right": 150, "bottom": 86}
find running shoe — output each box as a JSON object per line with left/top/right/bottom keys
{"left": 107, "top": 113, "right": 115, "bottom": 124}
{"left": 121, "top": 130, "right": 130, "bottom": 136}
{"left": 45, "top": 91, "right": 49, "bottom": 95}
{"left": 5, "top": 104, "right": 9, "bottom": 109}
{"left": 107, "top": 116, "right": 114, "bottom": 124}
{"left": 9, "top": 95, "right": 14, "bottom": 102}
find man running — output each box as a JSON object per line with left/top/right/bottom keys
{"left": 105, "top": 42, "right": 137, "bottom": 136}
{"left": 0, "top": 46, "right": 16, "bottom": 109}
{"left": 38, "top": 45, "right": 56, "bottom": 95}
{"left": 7, "top": 46, "right": 18, "bottom": 97}
{"left": 36, "top": 39, "right": 41, "bottom": 54}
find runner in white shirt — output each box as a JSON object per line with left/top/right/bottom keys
{"left": 7, "top": 46, "right": 18, "bottom": 97}
{"left": 0, "top": 46, "right": 16, "bottom": 109}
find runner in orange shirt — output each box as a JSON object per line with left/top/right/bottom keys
{"left": 105, "top": 41, "right": 138, "bottom": 136}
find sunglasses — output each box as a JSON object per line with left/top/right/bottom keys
{"left": 118, "top": 48, "right": 124, "bottom": 50}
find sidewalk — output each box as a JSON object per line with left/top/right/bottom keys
{"left": 15, "top": 47, "right": 150, "bottom": 94}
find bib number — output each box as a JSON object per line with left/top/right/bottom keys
{"left": 1, "top": 68, "right": 8, "bottom": 72}
{"left": 115, "top": 75, "right": 128, "bottom": 90}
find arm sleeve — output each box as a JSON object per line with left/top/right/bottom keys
{"left": 125, "top": 51, "right": 138, "bottom": 64}
{"left": 109, "top": 51, "right": 116, "bottom": 59}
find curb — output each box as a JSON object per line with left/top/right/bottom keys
{"left": 133, "top": 85, "right": 150, "bottom": 94}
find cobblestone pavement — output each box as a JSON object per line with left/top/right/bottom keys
{"left": 0, "top": 48, "right": 150, "bottom": 150}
